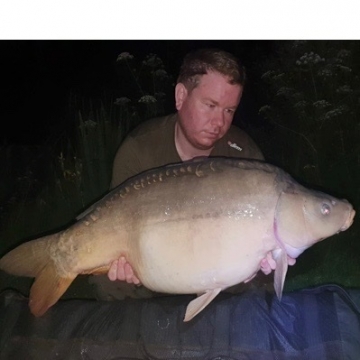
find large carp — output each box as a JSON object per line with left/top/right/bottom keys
{"left": 0, "top": 158, "right": 355, "bottom": 321}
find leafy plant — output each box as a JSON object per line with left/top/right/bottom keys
{"left": 257, "top": 40, "right": 360, "bottom": 290}
{"left": 258, "top": 41, "right": 360, "bottom": 191}
{"left": 115, "top": 52, "right": 174, "bottom": 121}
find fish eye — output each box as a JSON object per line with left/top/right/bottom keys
{"left": 321, "top": 203, "right": 331, "bottom": 215}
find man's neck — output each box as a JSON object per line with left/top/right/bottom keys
{"left": 174, "top": 122, "right": 213, "bottom": 161}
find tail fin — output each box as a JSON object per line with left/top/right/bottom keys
{"left": 0, "top": 236, "right": 76, "bottom": 316}
{"left": 0, "top": 237, "right": 52, "bottom": 277}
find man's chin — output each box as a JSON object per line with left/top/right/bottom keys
{"left": 194, "top": 143, "right": 215, "bottom": 152}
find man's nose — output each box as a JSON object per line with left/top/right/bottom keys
{"left": 212, "top": 110, "right": 225, "bottom": 127}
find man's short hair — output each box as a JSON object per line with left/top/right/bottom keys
{"left": 177, "top": 48, "right": 246, "bottom": 91}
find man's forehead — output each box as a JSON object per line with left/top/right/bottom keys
{"left": 195, "top": 72, "right": 242, "bottom": 92}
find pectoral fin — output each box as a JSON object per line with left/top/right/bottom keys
{"left": 184, "top": 288, "right": 222, "bottom": 322}
{"left": 273, "top": 248, "right": 288, "bottom": 300}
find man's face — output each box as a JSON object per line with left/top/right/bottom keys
{"left": 175, "top": 71, "right": 243, "bottom": 150}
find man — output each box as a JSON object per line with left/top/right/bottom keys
{"left": 90, "top": 48, "right": 294, "bottom": 300}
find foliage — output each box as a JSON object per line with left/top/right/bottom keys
{"left": 257, "top": 41, "right": 360, "bottom": 194}
{"left": 0, "top": 52, "right": 173, "bottom": 249}
{"left": 115, "top": 52, "right": 174, "bottom": 123}
{"left": 257, "top": 40, "right": 360, "bottom": 290}
{"left": 0, "top": 51, "right": 174, "bottom": 297}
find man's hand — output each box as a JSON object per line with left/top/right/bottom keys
{"left": 260, "top": 252, "right": 296, "bottom": 275}
{"left": 107, "top": 257, "right": 141, "bottom": 284}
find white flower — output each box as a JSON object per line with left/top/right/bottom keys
{"left": 294, "top": 101, "right": 307, "bottom": 109}
{"left": 154, "top": 69, "right": 168, "bottom": 78}
{"left": 337, "top": 49, "right": 351, "bottom": 58}
{"left": 273, "top": 73, "right": 285, "bottom": 80}
{"left": 335, "top": 65, "right": 352, "bottom": 73}
{"left": 323, "top": 109, "right": 340, "bottom": 120}
{"left": 138, "top": 95, "right": 157, "bottom": 104}
{"left": 79, "top": 120, "right": 97, "bottom": 129}
{"left": 142, "top": 54, "right": 162, "bottom": 68}
{"left": 117, "top": 52, "right": 134, "bottom": 61}
{"left": 335, "top": 49, "right": 351, "bottom": 64}
{"left": 114, "top": 97, "right": 131, "bottom": 106}
{"left": 336, "top": 85, "right": 352, "bottom": 94}
{"left": 313, "top": 100, "right": 331, "bottom": 109}
{"left": 258, "top": 105, "right": 271, "bottom": 114}
{"left": 296, "top": 52, "right": 325, "bottom": 66}
{"left": 317, "top": 68, "right": 332, "bottom": 77}
{"left": 261, "top": 70, "right": 276, "bottom": 80}
{"left": 323, "top": 106, "right": 348, "bottom": 120}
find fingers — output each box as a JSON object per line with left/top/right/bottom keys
{"left": 107, "top": 256, "right": 141, "bottom": 284}
{"left": 260, "top": 252, "right": 277, "bottom": 275}
{"left": 287, "top": 256, "right": 296, "bottom": 266}
{"left": 124, "top": 263, "right": 141, "bottom": 284}
{"left": 108, "top": 258, "right": 126, "bottom": 281}
{"left": 117, "top": 257, "right": 127, "bottom": 281}
{"left": 108, "top": 259, "right": 119, "bottom": 281}
{"left": 260, "top": 258, "right": 272, "bottom": 275}
{"left": 266, "top": 252, "right": 277, "bottom": 270}
{"left": 260, "top": 252, "right": 297, "bottom": 274}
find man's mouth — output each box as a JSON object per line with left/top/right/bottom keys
{"left": 205, "top": 131, "right": 220, "bottom": 138}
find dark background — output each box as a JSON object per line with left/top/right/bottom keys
{"left": 0, "top": 40, "right": 274, "bottom": 146}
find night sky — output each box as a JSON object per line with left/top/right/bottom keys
{"left": 0, "top": 40, "right": 274, "bottom": 146}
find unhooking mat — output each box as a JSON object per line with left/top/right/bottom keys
{"left": 1, "top": 284, "right": 360, "bottom": 359}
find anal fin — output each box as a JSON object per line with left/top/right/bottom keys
{"left": 184, "top": 288, "right": 222, "bottom": 322}
{"left": 29, "top": 263, "right": 76, "bottom": 317}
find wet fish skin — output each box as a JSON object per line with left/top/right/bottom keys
{"left": 0, "top": 158, "right": 355, "bottom": 321}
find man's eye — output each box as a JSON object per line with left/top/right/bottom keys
{"left": 207, "top": 103, "right": 215, "bottom": 108}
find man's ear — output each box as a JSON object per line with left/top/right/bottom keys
{"left": 175, "top": 83, "right": 188, "bottom": 110}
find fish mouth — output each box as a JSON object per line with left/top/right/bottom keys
{"left": 340, "top": 208, "right": 356, "bottom": 231}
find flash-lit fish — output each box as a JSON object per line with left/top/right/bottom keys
{"left": 0, "top": 158, "right": 355, "bottom": 321}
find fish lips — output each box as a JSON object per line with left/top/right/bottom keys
{"left": 340, "top": 208, "right": 356, "bottom": 231}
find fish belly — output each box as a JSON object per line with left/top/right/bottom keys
{"left": 134, "top": 217, "right": 272, "bottom": 294}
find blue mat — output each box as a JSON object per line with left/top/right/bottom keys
{"left": 1, "top": 285, "right": 360, "bottom": 359}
